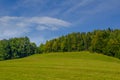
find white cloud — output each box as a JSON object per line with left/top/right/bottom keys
{"left": 26, "top": 17, "right": 71, "bottom": 28}
{"left": 0, "top": 16, "right": 71, "bottom": 39}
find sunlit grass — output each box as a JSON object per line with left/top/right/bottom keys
{"left": 0, "top": 51, "right": 120, "bottom": 80}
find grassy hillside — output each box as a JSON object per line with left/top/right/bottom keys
{"left": 0, "top": 51, "right": 120, "bottom": 80}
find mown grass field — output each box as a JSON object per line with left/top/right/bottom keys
{"left": 0, "top": 51, "right": 120, "bottom": 80}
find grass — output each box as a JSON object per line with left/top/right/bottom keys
{"left": 0, "top": 51, "right": 120, "bottom": 80}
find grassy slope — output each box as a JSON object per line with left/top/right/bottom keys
{"left": 0, "top": 51, "right": 120, "bottom": 80}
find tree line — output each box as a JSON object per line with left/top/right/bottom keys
{"left": 0, "top": 37, "right": 37, "bottom": 60}
{"left": 38, "top": 28, "right": 120, "bottom": 59}
{"left": 0, "top": 28, "right": 120, "bottom": 61}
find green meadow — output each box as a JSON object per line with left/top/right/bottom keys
{"left": 0, "top": 51, "right": 120, "bottom": 80}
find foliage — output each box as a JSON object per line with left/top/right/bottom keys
{"left": 0, "top": 37, "right": 37, "bottom": 60}
{"left": 39, "top": 28, "right": 120, "bottom": 59}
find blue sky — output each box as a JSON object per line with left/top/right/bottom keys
{"left": 0, "top": 0, "right": 120, "bottom": 45}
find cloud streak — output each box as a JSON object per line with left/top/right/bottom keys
{"left": 62, "top": 0, "right": 94, "bottom": 15}
{"left": 0, "top": 16, "right": 71, "bottom": 39}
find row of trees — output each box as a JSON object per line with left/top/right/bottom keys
{"left": 0, "top": 28, "right": 120, "bottom": 60}
{"left": 38, "top": 28, "right": 120, "bottom": 59}
{"left": 0, "top": 37, "right": 37, "bottom": 60}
